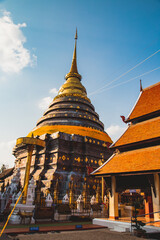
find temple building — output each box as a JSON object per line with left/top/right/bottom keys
{"left": 92, "top": 81, "right": 160, "bottom": 221}
{"left": 3, "top": 31, "right": 113, "bottom": 200}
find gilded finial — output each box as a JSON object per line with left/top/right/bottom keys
{"left": 70, "top": 29, "right": 78, "bottom": 74}
{"left": 140, "top": 79, "right": 143, "bottom": 92}
{"left": 75, "top": 28, "right": 78, "bottom": 40}
{"left": 65, "top": 29, "right": 82, "bottom": 81}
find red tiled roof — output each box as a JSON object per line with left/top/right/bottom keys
{"left": 127, "top": 82, "right": 160, "bottom": 122}
{"left": 0, "top": 168, "right": 14, "bottom": 180}
{"left": 112, "top": 116, "right": 160, "bottom": 147}
{"left": 92, "top": 145, "right": 160, "bottom": 175}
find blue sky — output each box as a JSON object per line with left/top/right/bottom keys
{"left": 0, "top": 0, "right": 160, "bottom": 167}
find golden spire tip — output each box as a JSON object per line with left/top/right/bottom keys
{"left": 65, "top": 29, "right": 81, "bottom": 81}
{"left": 75, "top": 28, "right": 78, "bottom": 40}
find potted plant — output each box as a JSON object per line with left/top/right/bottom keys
{"left": 132, "top": 201, "right": 146, "bottom": 237}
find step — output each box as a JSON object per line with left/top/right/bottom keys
{"left": 93, "top": 218, "right": 131, "bottom": 232}
{"left": 93, "top": 218, "right": 160, "bottom": 233}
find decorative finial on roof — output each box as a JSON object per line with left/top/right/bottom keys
{"left": 120, "top": 115, "right": 127, "bottom": 123}
{"left": 140, "top": 79, "right": 143, "bottom": 92}
{"left": 65, "top": 29, "right": 82, "bottom": 80}
{"left": 75, "top": 27, "right": 78, "bottom": 40}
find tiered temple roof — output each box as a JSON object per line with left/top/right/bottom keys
{"left": 0, "top": 168, "right": 14, "bottom": 182}
{"left": 126, "top": 82, "right": 160, "bottom": 122}
{"left": 113, "top": 116, "right": 160, "bottom": 148}
{"left": 93, "top": 145, "right": 160, "bottom": 175}
{"left": 92, "top": 81, "right": 160, "bottom": 176}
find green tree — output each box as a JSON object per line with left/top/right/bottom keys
{"left": 0, "top": 164, "right": 6, "bottom": 173}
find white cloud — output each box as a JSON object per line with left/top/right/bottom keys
{"left": 49, "top": 88, "right": 58, "bottom": 95}
{"left": 38, "top": 97, "right": 52, "bottom": 110}
{"left": 106, "top": 124, "right": 127, "bottom": 142}
{"left": 0, "top": 140, "right": 16, "bottom": 168}
{"left": 0, "top": 10, "right": 36, "bottom": 74}
{"left": 38, "top": 88, "right": 58, "bottom": 111}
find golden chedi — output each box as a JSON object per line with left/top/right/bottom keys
{"left": 12, "top": 30, "right": 112, "bottom": 200}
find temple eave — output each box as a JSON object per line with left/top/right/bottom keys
{"left": 92, "top": 145, "right": 160, "bottom": 176}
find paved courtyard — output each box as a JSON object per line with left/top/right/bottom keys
{"left": 8, "top": 229, "right": 144, "bottom": 240}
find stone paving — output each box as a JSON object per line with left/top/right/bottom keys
{"left": 11, "top": 229, "right": 144, "bottom": 240}
{"left": 1, "top": 233, "right": 13, "bottom": 240}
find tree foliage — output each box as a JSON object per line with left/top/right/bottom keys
{"left": 0, "top": 164, "right": 7, "bottom": 173}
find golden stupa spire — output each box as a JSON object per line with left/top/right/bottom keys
{"left": 65, "top": 29, "right": 81, "bottom": 80}
{"left": 69, "top": 28, "right": 78, "bottom": 73}
{"left": 54, "top": 29, "right": 87, "bottom": 100}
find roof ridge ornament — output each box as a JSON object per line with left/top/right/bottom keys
{"left": 120, "top": 115, "right": 127, "bottom": 123}
{"left": 140, "top": 79, "right": 143, "bottom": 92}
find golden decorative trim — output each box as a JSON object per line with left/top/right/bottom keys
{"left": 16, "top": 137, "right": 45, "bottom": 148}
{"left": 54, "top": 93, "right": 91, "bottom": 103}
{"left": 27, "top": 125, "right": 112, "bottom": 143}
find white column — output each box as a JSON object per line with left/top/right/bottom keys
{"left": 151, "top": 173, "right": 160, "bottom": 221}
{"left": 109, "top": 176, "right": 119, "bottom": 220}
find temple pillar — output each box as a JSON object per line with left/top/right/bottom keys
{"left": 82, "top": 183, "right": 87, "bottom": 208}
{"left": 109, "top": 176, "right": 118, "bottom": 220}
{"left": 69, "top": 181, "right": 74, "bottom": 205}
{"left": 22, "top": 145, "right": 34, "bottom": 204}
{"left": 54, "top": 180, "right": 59, "bottom": 204}
{"left": 151, "top": 173, "right": 160, "bottom": 221}
{"left": 96, "top": 184, "right": 100, "bottom": 203}
{"left": 144, "top": 195, "right": 153, "bottom": 221}
{"left": 102, "top": 177, "right": 104, "bottom": 202}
